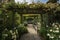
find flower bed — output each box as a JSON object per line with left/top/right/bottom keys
{"left": 38, "top": 23, "right": 60, "bottom": 40}
{"left": 1, "top": 24, "right": 28, "bottom": 40}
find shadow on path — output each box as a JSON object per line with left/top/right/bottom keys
{"left": 20, "top": 24, "right": 41, "bottom": 40}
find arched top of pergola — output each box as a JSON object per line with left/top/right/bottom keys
{"left": 0, "top": 2, "right": 60, "bottom": 14}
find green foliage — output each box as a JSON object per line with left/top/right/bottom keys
{"left": 0, "top": 2, "right": 28, "bottom": 40}
{"left": 17, "top": 24, "right": 28, "bottom": 37}
{"left": 0, "top": 2, "right": 60, "bottom": 14}
{"left": 1, "top": 28, "right": 18, "bottom": 40}
{"left": 47, "top": 0, "right": 59, "bottom": 3}
{"left": 0, "top": 24, "right": 28, "bottom": 40}
{"left": 39, "top": 19, "right": 60, "bottom": 40}
{"left": 0, "top": 2, "right": 60, "bottom": 40}
{"left": 39, "top": 27, "right": 47, "bottom": 36}
{"left": 38, "top": 25, "right": 47, "bottom": 40}
{"left": 46, "top": 23, "right": 60, "bottom": 40}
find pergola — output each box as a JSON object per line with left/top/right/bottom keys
{"left": 0, "top": 3, "right": 60, "bottom": 28}
{"left": 0, "top": 2, "right": 60, "bottom": 40}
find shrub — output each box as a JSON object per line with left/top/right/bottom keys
{"left": 1, "top": 28, "right": 18, "bottom": 40}
{"left": 38, "top": 26, "right": 47, "bottom": 40}
{"left": 38, "top": 23, "right": 60, "bottom": 40}
{"left": 46, "top": 24, "right": 60, "bottom": 40}
{"left": 0, "top": 24, "right": 28, "bottom": 40}
{"left": 17, "top": 24, "right": 28, "bottom": 38}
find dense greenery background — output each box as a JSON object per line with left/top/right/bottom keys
{"left": 0, "top": 1, "right": 60, "bottom": 40}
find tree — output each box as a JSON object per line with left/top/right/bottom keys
{"left": 47, "top": 0, "right": 59, "bottom": 3}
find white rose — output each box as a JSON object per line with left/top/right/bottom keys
{"left": 46, "top": 25, "right": 48, "bottom": 27}
{"left": 49, "top": 36, "right": 54, "bottom": 39}
{"left": 50, "top": 29, "right": 53, "bottom": 32}
{"left": 3, "top": 34, "right": 8, "bottom": 37}
{"left": 56, "top": 27, "right": 59, "bottom": 30}
{"left": 59, "top": 35, "right": 60, "bottom": 38}
{"left": 52, "top": 23, "right": 55, "bottom": 26}
{"left": 55, "top": 25, "right": 57, "bottom": 27}
{"left": 10, "top": 30, "right": 13, "bottom": 33}
{"left": 12, "top": 32, "right": 15, "bottom": 36}
{"left": 47, "top": 33, "right": 50, "bottom": 36}
{"left": 53, "top": 30, "right": 59, "bottom": 33}
{"left": 12, "top": 35, "right": 16, "bottom": 39}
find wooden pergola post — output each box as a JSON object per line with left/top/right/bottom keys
{"left": 40, "top": 13, "right": 43, "bottom": 27}
{"left": 12, "top": 12, "right": 15, "bottom": 29}
{"left": 20, "top": 14, "right": 23, "bottom": 24}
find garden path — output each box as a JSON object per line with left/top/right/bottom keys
{"left": 20, "top": 24, "right": 41, "bottom": 40}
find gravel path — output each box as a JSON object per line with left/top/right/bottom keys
{"left": 20, "top": 24, "right": 41, "bottom": 40}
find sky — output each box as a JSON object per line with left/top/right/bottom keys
{"left": 35, "top": 0, "right": 48, "bottom": 3}
{"left": 15, "top": 0, "right": 48, "bottom": 4}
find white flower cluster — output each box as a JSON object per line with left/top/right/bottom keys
{"left": 49, "top": 28, "right": 59, "bottom": 33}
{"left": 2, "top": 34, "right": 8, "bottom": 37}
{"left": 10, "top": 29, "right": 18, "bottom": 40}
{"left": 2, "top": 28, "right": 18, "bottom": 40}
{"left": 2, "top": 28, "right": 8, "bottom": 37}
{"left": 47, "top": 33, "right": 60, "bottom": 39}
{"left": 47, "top": 33, "right": 54, "bottom": 39}
{"left": 47, "top": 24, "right": 60, "bottom": 39}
